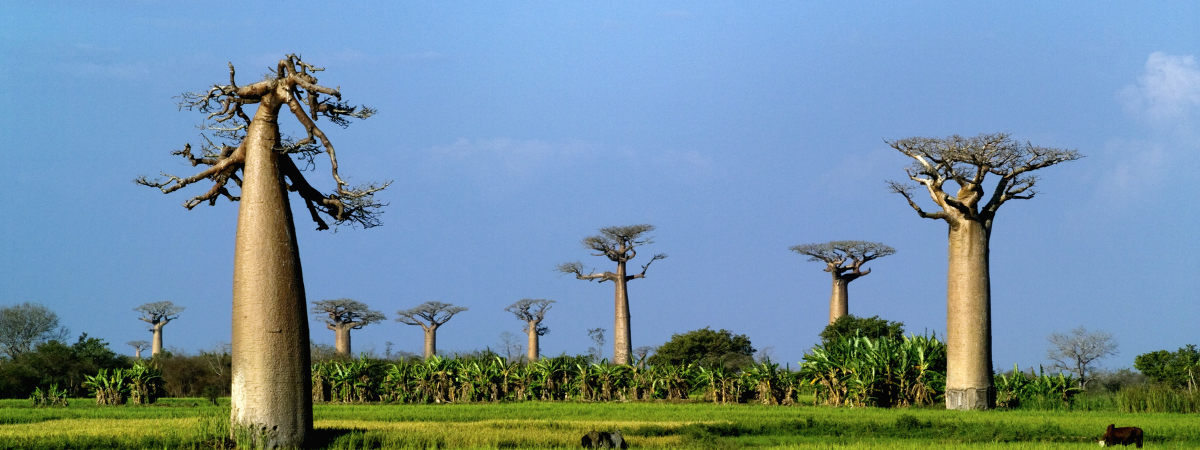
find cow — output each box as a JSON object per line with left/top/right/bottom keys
{"left": 1099, "top": 424, "right": 1143, "bottom": 448}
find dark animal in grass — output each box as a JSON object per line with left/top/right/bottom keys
{"left": 581, "top": 430, "right": 628, "bottom": 449}
{"left": 1099, "top": 424, "right": 1143, "bottom": 448}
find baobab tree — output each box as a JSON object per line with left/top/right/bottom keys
{"left": 136, "top": 54, "right": 388, "bottom": 447}
{"left": 310, "top": 299, "right": 386, "bottom": 356}
{"left": 134, "top": 301, "right": 184, "bottom": 357}
{"left": 396, "top": 301, "right": 467, "bottom": 359}
{"left": 127, "top": 340, "right": 151, "bottom": 359}
{"left": 886, "top": 132, "right": 1081, "bottom": 410}
{"left": 505, "top": 299, "right": 554, "bottom": 361}
{"left": 557, "top": 224, "right": 666, "bottom": 365}
{"left": 789, "top": 241, "right": 895, "bottom": 324}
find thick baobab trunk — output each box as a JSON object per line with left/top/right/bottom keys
{"left": 423, "top": 326, "right": 437, "bottom": 359}
{"left": 944, "top": 219, "right": 994, "bottom": 410}
{"left": 828, "top": 276, "right": 849, "bottom": 324}
{"left": 230, "top": 96, "right": 313, "bottom": 448}
{"left": 151, "top": 323, "right": 165, "bottom": 357}
{"left": 135, "top": 348, "right": 143, "bottom": 359}
{"left": 332, "top": 324, "right": 352, "bottom": 356}
{"left": 613, "top": 262, "right": 632, "bottom": 365}
{"left": 526, "top": 322, "right": 540, "bottom": 361}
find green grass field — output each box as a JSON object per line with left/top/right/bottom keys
{"left": 1, "top": 398, "right": 1196, "bottom": 449}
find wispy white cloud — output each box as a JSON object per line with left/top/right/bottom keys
{"left": 419, "top": 138, "right": 717, "bottom": 192}
{"left": 1119, "top": 51, "right": 1200, "bottom": 128}
{"left": 1099, "top": 52, "right": 1200, "bottom": 195}
{"left": 427, "top": 137, "right": 598, "bottom": 179}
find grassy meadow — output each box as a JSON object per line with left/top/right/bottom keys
{"left": 2, "top": 397, "right": 1198, "bottom": 449}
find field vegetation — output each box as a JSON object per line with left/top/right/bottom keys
{"left": 3, "top": 398, "right": 1200, "bottom": 449}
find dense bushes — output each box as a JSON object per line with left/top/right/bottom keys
{"left": 819, "top": 315, "right": 905, "bottom": 342}
{"left": 798, "top": 333, "right": 945, "bottom": 407}
{"left": 310, "top": 354, "right": 803, "bottom": 405}
{"left": 0, "top": 334, "right": 129, "bottom": 399}
{"left": 647, "top": 327, "right": 755, "bottom": 370}
{"left": 1134, "top": 344, "right": 1199, "bottom": 390}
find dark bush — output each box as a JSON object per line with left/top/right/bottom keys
{"left": 648, "top": 327, "right": 754, "bottom": 370}
{"left": 819, "top": 315, "right": 904, "bottom": 342}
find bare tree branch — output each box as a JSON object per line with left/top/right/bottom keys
{"left": 395, "top": 301, "right": 467, "bottom": 330}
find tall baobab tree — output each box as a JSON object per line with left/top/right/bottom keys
{"left": 789, "top": 241, "right": 895, "bottom": 324}
{"left": 127, "top": 340, "right": 151, "bottom": 359}
{"left": 134, "top": 301, "right": 184, "bottom": 357}
{"left": 557, "top": 224, "right": 666, "bottom": 365}
{"left": 505, "top": 299, "right": 554, "bottom": 361}
{"left": 136, "top": 54, "right": 388, "bottom": 447}
{"left": 310, "top": 299, "right": 386, "bottom": 356}
{"left": 396, "top": 301, "right": 467, "bottom": 359}
{"left": 886, "top": 132, "right": 1081, "bottom": 410}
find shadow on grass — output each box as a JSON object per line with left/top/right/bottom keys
{"left": 307, "top": 428, "right": 366, "bottom": 448}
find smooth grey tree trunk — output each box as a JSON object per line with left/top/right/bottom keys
{"left": 423, "top": 326, "right": 437, "bottom": 359}
{"left": 229, "top": 95, "right": 313, "bottom": 448}
{"left": 151, "top": 323, "right": 165, "bottom": 357}
{"left": 526, "top": 321, "right": 540, "bottom": 361}
{"left": 944, "top": 219, "right": 994, "bottom": 410}
{"left": 333, "top": 324, "right": 352, "bottom": 355}
{"left": 613, "top": 262, "right": 632, "bottom": 365}
{"left": 828, "top": 277, "right": 849, "bottom": 324}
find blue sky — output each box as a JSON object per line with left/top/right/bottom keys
{"left": 1, "top": 2, "right": 1197, "bottom": 371}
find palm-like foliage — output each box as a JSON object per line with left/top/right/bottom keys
{"left": 798, "top": 333, "right": 946, "bottom": 407}
{"left": 995, "top": 363, "right": 1082, "bottom": 408}
{"left": 308, "top": 354, "right": 806, "bottom": 405}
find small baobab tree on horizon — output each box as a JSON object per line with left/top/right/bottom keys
{"left": 135, "top": 301, "right": 184, "bottom": 357}
{"left": 506, "top": 299, "right": 554, "bottom": 361}
{"left": 557, "top": 224, "right": 666, "bottom": 365}
{"left": 396, "top": 301, "right": 467, "bottom": 359}
{"left": 790, "top": 241, "right": 895, "bottom": 324}
{"left": 127, "top": 340, "right": 151, "bottom": 359}
{"left": 886, "top": 132, "right": 1081, "bottom": 410}
{"left": 310, "top": 299, "right": 386, "bottom": 356}
{"left": 136, "top": 54, "right": 389, "bottom": 447}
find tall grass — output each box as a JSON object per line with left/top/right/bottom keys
{"left": 4, "top": 401, "right": 1199, "bottom": 449}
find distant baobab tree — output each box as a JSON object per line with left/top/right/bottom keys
{"left": 790, "top": 241, "right": 895, "bottom": 324}
{"left": 396, "top": 301, "right": 467, "bottom": 358}
{"left": 135, "top": 301, "right": 184, "bottom": 357}
{"left": 886, "top": 132, "right": 1081, "bottom": 410}
{"left": 505, "top": 299, "right": 555, "bottom": 361}
{"left": 310, "top": 299, "right": 386, "bottom": 356}
{"left": 127, "top": 340, "right": 151, "bottom": 359}
{"left": 136, "top": 54, "right": 389, "bottom": 447}
{"left": 558, "top": 224, "right": 666, "bottom": 365}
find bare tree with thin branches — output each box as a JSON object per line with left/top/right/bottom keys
{"left": 557, "top": 224, "right": 666, "bottom": 365}
{"left": 0, "top": 302, "right": 69, "bottom": 359}
{"left": 1047, "top": 326, "right": 1118, "bottom": 390}
{"left": 886, "top": 132, "right": 1081, "bottom": 410}
{"left": 136, "top": 54, "right": 389, "bottom": 447}
{"left": 506, "top": 299, "right": 554, "bottom": 361}
{"left": 127, "top": 340, "right": 151, "bottom": 359}
{"left": 310, "top": 299, "right": 385, "bottom": 356}
{"left": 396, "top": 302, "right": 467, "bottom": 359}
{"left": 135, "top": 301, "right": 184, "bottom": 357}
{"left": 790, "top": 241, "right": 895, "bottom": 324}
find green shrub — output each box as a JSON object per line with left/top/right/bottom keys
{"left": 798, "top": 333, "right": 945, "bottom": 407}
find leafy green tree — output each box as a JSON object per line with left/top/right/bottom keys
{"left": 648, "top": 327, "right": 755, "bottom": 370}
{"left": 819, "top": 315, "right": 905, "bottom": 342}
{"left": 0, "top": 333, "right": 128, "bottom": 398}
{"left": 1134, "top": 345, "right": 1199, "bottom": 390}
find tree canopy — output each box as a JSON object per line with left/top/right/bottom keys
{"left": 819, "top": 315, "right": 905, "bottom": 342}
{"left": 648, "top": 327, "right": 755, "bottom": 370}
{"left": 1134, "top": 345, "right": 1199, "bottom": 390}
{"left": 0, "top": 302, "right": 69, "bottom": 359}
{"left": 134, "top": 301, "right": 185, "bottom": 326}
{"left": 310, "top": 299, "right": 386, "bottom": 329}
{"left": 886, "top": 133, "right": 1082, "bottom": 225}
{"left": 395, "top": 301, "right": 467, "bottom": 328}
